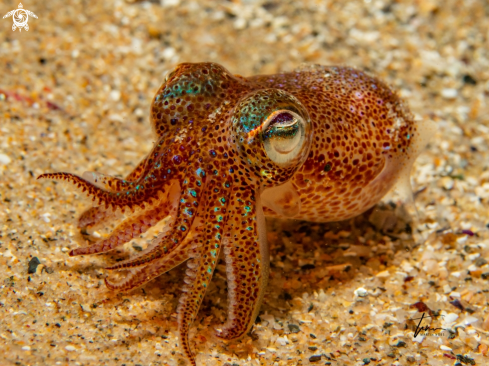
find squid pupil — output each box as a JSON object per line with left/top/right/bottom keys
{"left": 264, "top": 112, "right": 298, "bottom": 141}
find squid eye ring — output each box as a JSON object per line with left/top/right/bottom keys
{"left": 262, "top": 110, "right": 306, "bottom": 165}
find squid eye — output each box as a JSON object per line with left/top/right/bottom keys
{"left": 263, "top": 110, "right": 306, "bottom": 165}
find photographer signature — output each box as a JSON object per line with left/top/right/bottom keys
{"left": 410, "top": 313, "right": 446, "bottom": 337}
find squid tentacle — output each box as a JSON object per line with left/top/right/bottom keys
{"left": 37, "top": 171, "right": 162, "bottom": 212}
{"left": 105, "top": 168, "right": 207, "bottom": 270}
{"left": 216, "top": 185, "right": 269, "bottom": 340}
{"left": 37, "top": 135, "right": 177, "bottom": 212}
{"left": 106, "top": 216, "right": 203, "bottom": 271}
{"left": 78, "top": 206, "right": 119, "bottom": 231}
{"left": 104, "top": 228, "right": 202, "bottom": 292}
{"left": 176, "top": 177, "right": 232, "bottom": 366}
{"left": 69, "top": 181, "right": 180, "bottom": 257}
{"left": 77, "top": 139, "right": 164, "bottom": 230}
{"left": 82, "top": 171, "right": 135, "bottom": 192}
{"left": 104, "top": 224, "right": 174, "bottom": 270}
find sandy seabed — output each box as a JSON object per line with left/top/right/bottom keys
{"left": 1, "top": 0, "right": 489, "bottom": 365}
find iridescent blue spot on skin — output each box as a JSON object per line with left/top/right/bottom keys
{"left": 207, "top": 267, "right": 212, "bottom": 274}
{"left": 371, "top": 84, "right": 377, "bottom": 89}
{"left": 244, "top": 206, "right": 251, "bottom": 212}
{"left": 136, "top": 185, "right": 140, "bottom": 190}
{"left": 407, "top": 134, "right": 411, "bottom": 139}
{"left": 246, "top": 226, "right": 253, "bottom": 231}
{"left": 196, "top": 167, "right": 205, "bottom": 177}
{"left": 224, "top": 182, "right": 230, "bottom": 188}
{"left": 214, "top": 207, "right": 220, "bottom": 212}
{"left": 220, "top": 197, "right": 226, "bottom": 204}
{"left": 216, "top": 233, "right": 221, "bottom": 240}
{"left": 213, "top": 170, "right": 218, "bottom": 175}
{"left": 196, "top": 180, "right": 201, "bottom": 187}
{"left": 229, "top": 167, "right": 234, "bottom": 173}
{"left": 180, "top": 226, "right": 186, "bottom": 231}
{"left": 184, "top": 208, "right": 193, "bottom": 216}
{"left": 217, "top": 215, "right": 223, "bottom": 222}
{"left": 189, "top": 190, "right": 197, "bottom": 198}
{"left": 209, "top": 150, "right": 216, "bottom": 157}
{"left": 215, "top": 244, "right": 219, "bottom": 249}
{"left": 202, "top": 283, "right": 207, "bottom": 288}
{"left": 183, "top": 179, "right": 188, "bottom": 184}
{"left": 215, "top": 224, "right": 220, "bottom": 230}
{"left": 167, "top": 169, "right": 171, "bottom": 173}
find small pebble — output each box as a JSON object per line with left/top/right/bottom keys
{"left": 441, "top": 88, "right": 458, "bottom": 99}
{"left": 309, "top": 355, "right": 322, "bottom": 362}
{"left": 0, "top": 153, "right": 11, "bottom": 165}
{"left": 394, "top": 341, "right": 407, "bottom": 347}
{"left": 462, "top": 316, "right": 478, "bottom": 325}
{"left": 27, "top": 257, "right": 41, "bottom": 274}
{"left": 65, "top": 345, "right": 76, "bottom": 351}
{"left": 449, "top": 299, "right": 464, "bottom": 311}
{"left": 439, "top": 176, "right": 454, "bottom": 190}
{"left": 444, "top": 313, "right": 459, "bottom": 324}
{"left": 288, "top": 324, "right": 300, "bottom": 333}
{"left": 462, "top": 74, "right": 477, "bottom": 85}
{"left": 276, "top": 336, "right": 289, "bottom": 346}
{"left": 354, "top": 287, "right": 368, "bottom": 297}
{"left": 475, "top": 258, "right": 487, "bottom": 267}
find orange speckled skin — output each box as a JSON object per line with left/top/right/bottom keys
{"left": 252, "top": 65, "right": 417, "bottom": 222}
{"left": 39, "top": 62, "right": 418, "bottom": 365}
